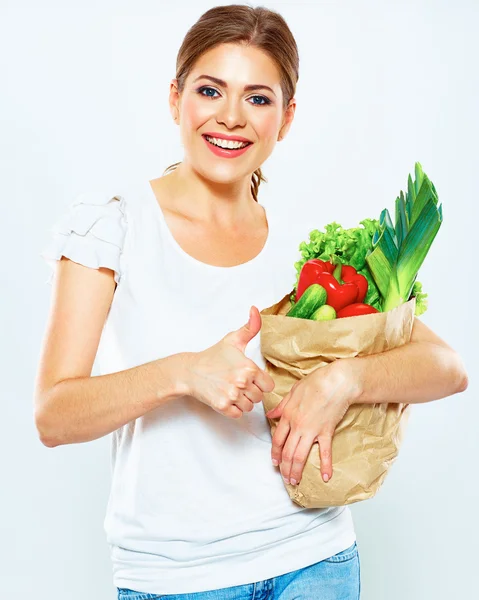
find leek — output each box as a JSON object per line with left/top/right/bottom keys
{"left": 365, "top": 162, "right": 443, "bottom": 312}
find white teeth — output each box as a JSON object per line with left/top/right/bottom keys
{"left": 205, "top": 135, "right": 250, "bottom": 149}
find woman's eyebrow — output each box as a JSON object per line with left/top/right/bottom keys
{"left": 193, "top": 74, "right": 276, "bottom": 96}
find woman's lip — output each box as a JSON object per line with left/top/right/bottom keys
{"left": 202, "top": 132, "right": 253, "bottom": 143}
{"left": 202, "top": 135, "right": 253, "bottom": 158}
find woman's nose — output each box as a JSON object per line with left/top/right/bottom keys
{"left": 216, "top": 98, "right": 247, "bottom": 129}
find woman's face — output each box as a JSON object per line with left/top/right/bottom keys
{"left": 170, "top": 42, "right": 295, "bottom": 185}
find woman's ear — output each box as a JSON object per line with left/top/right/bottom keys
{"left": 169, "top": 79, "right": 180, "bottom": 123}
{"left": 278, "top": 98, "right": 296, "bottom": 141}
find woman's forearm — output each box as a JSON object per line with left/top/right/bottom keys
{"left": 345, "top": 342, "right": 468, "bottom": 406}
{"left": 35, "top": 352, "right": 193, "bottom": 447}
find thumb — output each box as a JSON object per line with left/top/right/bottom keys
{"left": 265, "top": 394, "right": 289, "bottom": 419}
{"left": 224, "top": 306, "right": 261, "bottom": 353}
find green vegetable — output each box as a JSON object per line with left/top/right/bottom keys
{"left": 286, "top": 284, "right": 327, "bottom": 319}
{"left": 296, "top": 219, "right": 379, "bottom": 272}
{"left": 289, "top": 165, "right": 434, "bottom": 317}
{"left": 310, "top": 304, "right": 337, "bottom": 321}
{"left": 365, "top": 162, "right": 442, "bottom": 313}
{"left": 410, "top": 280, "right": 428, "bottom": 316}
{"left": 291, "top": 219, "right": 383, "bottom": 312}
{"left": 360, "top": 267, "right": 381, "bottom": 310}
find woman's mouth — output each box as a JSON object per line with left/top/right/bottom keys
{"left": 202, "top": 134, "right": 253, "bottom": 159}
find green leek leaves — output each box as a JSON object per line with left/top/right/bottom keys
{"left": 365, "top": 162, "right": 442, "bottom": 313}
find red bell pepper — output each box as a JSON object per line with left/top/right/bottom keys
{"left": 338, "top": 265, "right": 368, "bottom": 303}
{"left": 336, "top": 303, "right": 379, "bottom": 318}
{"left": 295, "top": 259, "right": 330, "bottom": 300}
{"left": 296, "top": 258, "right": 368, "bottom": 313}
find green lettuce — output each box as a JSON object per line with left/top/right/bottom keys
{"left": 410, "top": 280, "right": 428, "bottom": 316}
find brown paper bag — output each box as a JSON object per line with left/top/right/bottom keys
{"left": 260, "top": 291, "right": 416, "bottom": 508}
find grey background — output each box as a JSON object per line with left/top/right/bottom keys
{"left": 1, "top": 0, "right": 477, "bottom": 598}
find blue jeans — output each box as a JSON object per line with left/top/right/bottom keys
{"left": 117, "top": 541, "right": 360, "bottom": 599}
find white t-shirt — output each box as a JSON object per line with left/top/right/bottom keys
{"left": 40, "top": 180, "right": 356, "bottom": 595}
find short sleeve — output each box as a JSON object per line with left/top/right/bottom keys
{"left": 40, "top": 191, "right": 128, "bottom": 286}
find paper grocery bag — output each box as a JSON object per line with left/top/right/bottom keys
{"left": 260, "top": 291, "right": 416, "bottom": 508}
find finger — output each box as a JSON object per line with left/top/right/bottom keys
{"left": 265, "top": 392, "right": 290, "bottom": 419}
{"left": 267, "top": 380, "right": 300, "bottom": 417}
{"left": 235, "top": 365, "right": 256, "bottom": 390}
{"left": 317, "top": 434, "right": 333, "bottom": 482}
{"left": 280, "top": 431, "right": 302, "bottom": 484}
{"left": 289, "top": 434, "right": 316, "bottom": 485}
{"left": 253, "top": 369, "right": 275, "bottom": 393}
{"left": 271, "top": 418, "right": 291, "bottom": 466}
{"left": 243, "top": 382, "right": 264, "bottom": 404}
{"left": 224, "top": 404, "right": 243, "bottom": 419}
{"left": 233, "top": 394, "right": 255, "bottom": 413}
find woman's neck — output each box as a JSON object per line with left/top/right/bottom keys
{"left": 167, "top": 162, "right": 258, "bottom": 227}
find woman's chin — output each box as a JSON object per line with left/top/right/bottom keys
{"left": 195, "top": 160, "right": 255, "bottom": 183}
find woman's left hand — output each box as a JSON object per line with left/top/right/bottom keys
{"left": 265, "top": 360, "right": 362, "bottom": 486}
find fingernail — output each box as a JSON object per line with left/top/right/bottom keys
{"left": 272, "top": 459, "right": 279, "bottom": 466}
{"left": 290, "top": 478, "right": 297, "bottom": 486}
{"left": 283, "top": 478, "right": 290, "bottom": 485}
{"left": 323, "top": 473, "right": 329, "bottom": 482}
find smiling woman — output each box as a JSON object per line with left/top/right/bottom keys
{"left": 162, "top": 4, "right": 299, "bottom": 205}
{"left": 36, "top": 4, "right": 360, "bottom": 600}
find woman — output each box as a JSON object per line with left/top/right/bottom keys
{"left": 35, "top": 5, "right": 468, "bottom": 600}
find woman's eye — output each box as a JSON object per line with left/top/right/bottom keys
{"left": 199, "top": 86, "right": 219, "bottom": 98}
{"left": 197, "top": 86, "right": 271, "bottom": 106}
{"left": 250, "top": 95, "right": 270, "bottom": 106}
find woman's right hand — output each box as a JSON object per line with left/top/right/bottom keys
{"left": 184, "top": 306, "right": 275, "bottom": 419}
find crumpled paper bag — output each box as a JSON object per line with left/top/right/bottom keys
{"left": 260, "top": 291, "right": 416, "bottom": 508}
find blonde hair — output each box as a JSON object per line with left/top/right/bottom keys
{"left": 163, "top": 4, "right": 299, "bottom": 203}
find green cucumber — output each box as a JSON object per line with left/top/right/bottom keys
{"left": 310, "top": 304, "right": 337, "bottom": 321}
{"left": 286, "top": 284, "right": 327, "bottom": 319}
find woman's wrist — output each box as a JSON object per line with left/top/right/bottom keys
{"left": 150, "top": 352, "right": 197, "bottom": 408}
{"left": 170, "top": 351, "right": 198, "bottom": 399}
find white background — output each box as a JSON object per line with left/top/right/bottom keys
{"left": 1, "top": 0, "right": 477, "bottom": 598}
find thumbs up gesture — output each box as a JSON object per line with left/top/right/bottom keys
{"left": 184, "top": 306, "right": 275, "bottom": 419}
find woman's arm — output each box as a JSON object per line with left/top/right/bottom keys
{"left": 267, "top": 317, "right": 469, "bottom": 484}
{"left": 36, "top": 353, "right": 192, "bottom": 447}
{"left": 34, "top": 257, "right": 192, "bottom": 447}
{"left": 344, "top": 316, "right": 469, "bottom": 406}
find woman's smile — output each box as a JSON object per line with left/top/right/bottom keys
{"left": 202, "top": 134, "right": 254, "bottom": 159}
